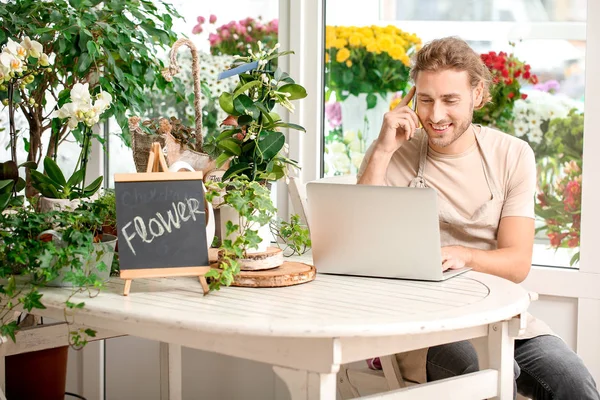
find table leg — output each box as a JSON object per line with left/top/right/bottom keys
{"left": 160, "top": 342, "right": 182, "bottom": 400}
{"left": 273, "top": 365, "right": 338, "bottom": 400}
{"left": 488, "top": 321, "right": 515, "bottom": 400}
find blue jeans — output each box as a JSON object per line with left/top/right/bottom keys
{"left": 426, "top": 335, "right": 600, "bottom": 399}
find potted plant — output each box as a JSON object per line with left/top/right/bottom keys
{"left": 205, "top": 176, "right": 277, "bottom": 289}
{"left": 204, "top": 42, "right": 306, "bottom": 256}
{"left": 30, "top": 82, "right": 108, "bottom": 211}
{"left": 269, "top": 214, "right": 311, "bottom": 257}
{"left": 0, "top": 204, "right": 114, "bottom": 398}
{"left": 0, "top": 0, "right": 181, "bottom": 195}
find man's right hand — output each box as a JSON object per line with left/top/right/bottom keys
{"left": 374, "top": 86, "right": 420, "bottom": 155}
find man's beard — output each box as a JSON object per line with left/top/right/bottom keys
{"left": 426, "top": 116, "right": 472, "bottom": 148}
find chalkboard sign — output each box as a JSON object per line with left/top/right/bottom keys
{"left": 114, "top": 170, "right": 211, "bottom": 295}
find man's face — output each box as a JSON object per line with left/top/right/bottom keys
{"left": 414, "top": 69, "right": 480, "bottom": 150}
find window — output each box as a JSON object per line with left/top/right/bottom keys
{"left": 322, "top": 0, "right": 586, "bottom": 268}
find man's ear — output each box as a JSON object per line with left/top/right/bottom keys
{"left": 474, "top": 81, "right": 484, "bottom": 107}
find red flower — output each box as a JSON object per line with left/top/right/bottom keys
{"left": 501, "top": 69, "right": 509, "bottom": 78}
{"left": 508, "top": 92, "right": 515, "bottom": 99}
{"left": 504, "top": 78, "right": 513, "bottom": 85}
{"left": 524, "top": 64, "right": 531, "bottom": 71}
{"left": 514, "top": 69, "right": 522, "bottom": 78}
{"left": 568, "top": 237, "right": 579, "bottom": 248}
{"left": 531, "top": 75, "right": 539, "bottom": 84}
{"left": 523, "top": 71, "right": 531, "bottom": 79}
{"left": 521, "top": 93, "right": 528, "bottom": 100}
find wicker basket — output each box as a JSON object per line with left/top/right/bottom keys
{"left": 129, "top": 116, "right": 166, "bottom": 173}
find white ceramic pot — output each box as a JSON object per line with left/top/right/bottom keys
{"left": 38, "top": 197, "right": 80, "bottom": 212}
{"left": 218, "top": 204, "right": 271, "bottom": 254}
{"left": 39, "top": 230, "right": 117, "bottom": 287}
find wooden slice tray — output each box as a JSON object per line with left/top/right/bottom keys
{"left": 231, "top": 261, "right": 316, "bottom": 288}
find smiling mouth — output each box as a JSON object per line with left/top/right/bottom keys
{"left": 430, "top": 123, "right": 452, "bottom": 134}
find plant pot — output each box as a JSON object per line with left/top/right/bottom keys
{"left": 130, "top": 116, "right": 167, "bottom": 173}
{"left": 38, "top": 197, "right": 80, "bottom": 212}
{"left": 41, "top": 231, "right": 118, "bottom": 287}
{"left": 218, "top": 204, "right": 270, "bottom": 254}
{"left": 6, "top": 345, "right": 69, "bottom": 400}
{"left": 165, "top": 132, "right": 216, "bottom": 175}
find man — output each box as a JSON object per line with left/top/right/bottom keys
{"left": 357, "top": 36, "right": 599, "bottom": 399}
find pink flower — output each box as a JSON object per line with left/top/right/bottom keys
{"left": 325, "top": 102, "right": 342, "bottom": 129}
{"left": 245, "top": 35, "right": 252, "bottom": 43}
{"left": 208, "top": 33, "right": 220, "bottom": 46}
{"left": 197, "top": 16, "right": 205, "bottom": 24}
{"left": 209, "top": 14, "right": 217, "bottom": 24}
{"left": 192, "top": 24, "right": 203, "bottom": 35}
{"left": 220, "top": 28, "right": 230, "bottom": 39}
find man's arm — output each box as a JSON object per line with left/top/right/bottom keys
{"left": 442, "top": 216, "right": 534, "bottom": 283}
{"left": 357, "top": 87, "right": 419, "bottom": 185}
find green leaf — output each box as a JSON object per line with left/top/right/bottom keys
{"left": 257, "top": 131, "right": 285, "bottom": 161}
{"left": 233, "top": 81, "right": 261, "bottom": 99}
{"left": 44, "top": 157, "right": 67, "bottom": 186}
{"left": 278, "top": 84, "right": 307, "bottom": 100}
{"left": 30, "top": 170, "right": 61, "bottom": 193}
{"left": 219, "top": 92, "right": 238, "bottom": 116}
{"left": 273, "top": 122, "right": 306, "bottom": 132}
{"left": 0, "top": 179, "right": 13, "bottom": 192}
{"left": 234, "top": 95, "right": 259, "bottom": 119}
{"left": 82, "top": 176, "right": 103, "bottom": 197}
{"left": 366, "top": 93, "right": 378, "bottom": 109}
{"left": 78, "top": 52, "right": 92, "bottom": 73}
{"left": 86, "top": 41, "right": 97, "bottom": 58}
{"left": 215, "top": 153, "right": 231, "bottom": 168}
{"left": 222, "top": 162, "right": 251, "bottom": 181}
{"left": 66, "top": 168, "right": 85, "bottom": 188}
{"left": 217, "top": 139, "right": 241, "bottom": 156}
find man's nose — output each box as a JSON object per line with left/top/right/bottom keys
{"left": 431, "top": 102, "right": 447, "bottom": 123}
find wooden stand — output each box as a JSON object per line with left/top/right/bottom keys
{"left": 120, "top": 143, "right": 210, "bottom": 296}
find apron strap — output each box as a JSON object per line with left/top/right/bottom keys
{"left": 408, "top": 132, "right": 429, "bottom": 188}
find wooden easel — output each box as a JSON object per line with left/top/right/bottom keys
{"left": 120, "top": 142, "right": 211, "bottom": 296}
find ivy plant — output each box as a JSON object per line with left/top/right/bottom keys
{"left": 204, "top": 176, "right": 277, "bottom": 290}
{"left": 270, "top": 214, "right": 311, "bottom": 257}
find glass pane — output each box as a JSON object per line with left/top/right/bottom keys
{"left": 380, "top": 0, "right": 587, "bottom": 22}
{"left": 323, "top": 1, "right": 586, "bottom": 268}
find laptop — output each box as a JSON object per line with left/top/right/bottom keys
{"left": 305, "top": 182, "right": 470, "bottom": 281}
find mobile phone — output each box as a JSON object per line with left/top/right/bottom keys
{"left": 412, "top": 92, "right": 422, "bottom": 129}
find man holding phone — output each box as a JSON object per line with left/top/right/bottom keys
{"left": 357, "top": 37, "right": 599, "bottom": 399}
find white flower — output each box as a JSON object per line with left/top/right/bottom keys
{"left": 328, "top": 141, "right": 347, "bottom": 154}
{"left": 38, "top": 53, "right": 50, "bottom": 67}
{"left": 329, "top": 152, "right": 351, "bottom": 175}
{"left": 67, "top": 117, "right": 79, "bottom": 129}
{"left": 5, "top": 38, "right": 27, "bottom": 60}
{"left": 527, "top": 126, "right": 544, "bottom": 145}
{"left": 348, "top": 140, "right": 362, "bottom": 153}
{"left": 166, "top": 107, "right": 177, "bottom": 118}
{"left": 185, "top": 105, "right": 194, "bottom": 115}
{"left": 20, "top": 37, "right": 43, "bottom": 58}
{"left": 51, "top": 103, "right": 76, "bottom": 119}
{"left": 343, "top": 130, "right": 356, "bottom": 144}
{"left": 70, "top": 83, "right": 92, "bottom": 111}
{"left": 93, "top": 91, "right": 112, "bottom": 112}
{"left": 0, "top": 52, "right": 23, "bottom": 73}
{"left": 351, "top": 153, "right": 365, "bottom": 170}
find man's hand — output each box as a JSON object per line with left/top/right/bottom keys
{"left": 375, "top": 86, "right": 420, "bottom": 155}
{"left": 441, "top": 246, "right": 472, "bottom": 271}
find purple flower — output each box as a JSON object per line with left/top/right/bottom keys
{"left": 325, "top": 101, "right": 342, "bottom": 129}
{"left": 533, "top": 79, "right": 561, "bottom": 93}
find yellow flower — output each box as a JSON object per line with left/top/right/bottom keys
{"left": 389, "top": 96, "right": 401, "bottom": 111}
{"left": 346, "top": 59, "right": 352, "bottom": 67}
{"left": 366, "top": 41, "right": 379, "bottom": 54}
{"left": 388, "top": 45, "right": 406, "bottom": 61}
{"left": 348, "top": 35, "right": 362, "bottom": 47}
{"left": 400, "top": 54, "right": 411, "bottom": 67}
{"left": 336, "top": 47, "right": 351, "bottom": 63}
{"left": 334, "top": 38, "right": 347, "bottom": 49}
{"left": 378, "top": 35, "right": 393, "bottom": 52}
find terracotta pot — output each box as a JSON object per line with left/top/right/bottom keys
{"left": 6, "top": 345, "right": 69, "bottom": 400}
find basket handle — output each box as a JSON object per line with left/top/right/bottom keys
{"left": 162, "top": 38, "right": 204, "bottom": 153}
